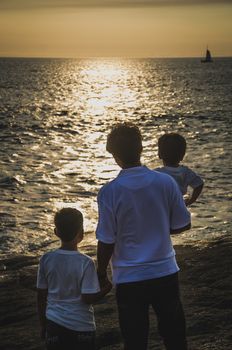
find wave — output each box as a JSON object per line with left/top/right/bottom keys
{"left": 0, "top": 175, "right": 26, "bottom": 188}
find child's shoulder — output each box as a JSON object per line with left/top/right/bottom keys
{"left": 39, "top": 249, "right": 58, "bottom": 261}
{"left": 154, "top": 166, "right": 163, "bottom": 172}
{"left": 40, "top": 250, "right": 95, "bottom": 266}
{"left": 41, "top": 249, "right": 57, "bottom": 257}
{"left": 76, "top": 252, "right": 97, "bottom": 272}
{"left": 154, "top": 166, "right": 171, "bottom": 174}
{"left": 78, "top": 251, "right": 93, "bottom": 261}
{"left": 155, "top": 166, "right": 182, "bottom": 176}
{"left": 180, "top": 165, "right": 198, "bottom": 175}
{"left": 179, "top": 165, "right": 190, "bottom": 171}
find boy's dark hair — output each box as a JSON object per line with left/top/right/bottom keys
{"left": 106, "top": 122, "right": 142, "bottom": 165}
{"left": 158, "top": 133, "right": 186, "bottom": 164}
{"left": 54, "top": 208, "right": 83, "bottom": 242}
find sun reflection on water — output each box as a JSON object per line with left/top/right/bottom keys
{"left": 51, "top": 60, "right": 141, "bottom": 230}
{"left": 71, "top": 59, "right": 139, "bottom": 120}
{"left": 1, "top": 58, "right": 231, "bottom": 256}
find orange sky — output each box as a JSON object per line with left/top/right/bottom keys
{"left": 0, "top": 1, "right": 231, "bottom": 57}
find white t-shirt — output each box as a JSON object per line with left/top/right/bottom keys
{"left": 37, "top": 249, "right": 100, "bottom": 331}
{"left": 96, "top": 166, "right": 190, "bottom": 284}
{"left": 155, "top": 165, "right": 203, "bottom": 195}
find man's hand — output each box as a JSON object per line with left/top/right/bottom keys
{"left": 101, "top": 279, "right": 113, "bottom": 293}
{"left": 97, "top": 270, "right": 111, "bottom": 288}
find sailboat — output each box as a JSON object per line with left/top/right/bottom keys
{"left": 201, "top": 47, "right": 213, "bottom": 63}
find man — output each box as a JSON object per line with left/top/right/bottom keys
{"left": 96, "top": 122, "right": 191, "bottom": 350}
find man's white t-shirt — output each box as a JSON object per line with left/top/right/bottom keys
{"left": 96, "top": 166, "right": 190, "bottom": 285}
{"left": 37, "top": 249, "right": 100, "bottom": 331}
{"left": 155, "top": 165, "right": 203, "bottom": 195}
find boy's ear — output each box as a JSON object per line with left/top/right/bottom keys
{"left": 77, "top": 227, "right": 84, "bottom": 243}
{"left": 54, "top": 228, "right": 59, "bottom": 237}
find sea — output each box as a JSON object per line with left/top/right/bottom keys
{"left": 0, "top": 57, "right": 231, "bottom": 259}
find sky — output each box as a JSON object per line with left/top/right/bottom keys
{"left": 0, "top": 0, "right": 232, "bottom": 58}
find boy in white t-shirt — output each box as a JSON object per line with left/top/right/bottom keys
{"left": 156, "top": 133, "right": 204, "bottom": 206}
{"left": 37, "top": 207, "right": 112, "bottom": 350}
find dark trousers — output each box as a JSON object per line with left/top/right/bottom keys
{"left": 116, "top": 272, "right": 187, "bottom": 350}
{"left": 45, "top": 319, "right": 96, "bottom": 350}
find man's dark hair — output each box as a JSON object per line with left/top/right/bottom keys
{"left": 106, "top": 122, "right": 142, "bottom": 165}
{"left": 54, "top": 208, "right": 83, "bottom": 242}
{"left": 158, "top": 133, "right": 186, "bottom": 165}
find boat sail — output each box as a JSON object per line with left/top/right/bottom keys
{"left": 201, "top": 47, "right": 213, "bottom": 63}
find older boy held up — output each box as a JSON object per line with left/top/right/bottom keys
{"left": 156, "top": 133, "right": 204, "bottom": 206}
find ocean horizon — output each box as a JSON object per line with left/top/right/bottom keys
{"left": 1, "top": 55, "right": 232, "bottom": 59}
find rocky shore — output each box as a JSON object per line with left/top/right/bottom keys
{"left": 0, "top": 237, "right": 231, "bottom": 350}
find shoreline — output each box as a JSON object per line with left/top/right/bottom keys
{"left": 0, "top": 237, "right": 231, "bottom": 349}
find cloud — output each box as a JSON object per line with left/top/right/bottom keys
{"left": 0, "top": 0, "right": 231, "bottom": 10}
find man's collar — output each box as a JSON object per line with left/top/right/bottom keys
{"left": 118, "top": 165, "right": 147, "bottom": 176}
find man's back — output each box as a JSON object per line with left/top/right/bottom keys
{"left": 96, "top": 123, "right": 190, "bottom": 350}
{"left": 96, "top": 165, "right": 190, "bottom": 284}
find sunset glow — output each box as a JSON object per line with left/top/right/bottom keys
{"left": 0, "top": 1, "right": 231, "bottom": 58}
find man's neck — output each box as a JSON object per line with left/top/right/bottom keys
{"left": 121, "top": 161, "right": 142, "bottom": 169}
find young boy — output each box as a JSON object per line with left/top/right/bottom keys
{"left": 156, "top": 133, "right": 204, "bottom": 206}
{"left": 37, "top": 207, "right": 112, "bottom": 350}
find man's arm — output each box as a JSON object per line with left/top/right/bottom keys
{"left": 37, "top": 288, "right": 48, "bottom": 339}
{"left": 97, "top": 241, "right": 114, "bottom": 286}
{"left": 170, "top": 222, "right": 191, "bottom": 235}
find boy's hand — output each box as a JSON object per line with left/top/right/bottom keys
{"left": 82, "top": 278, "right": 112, "bottom": 304}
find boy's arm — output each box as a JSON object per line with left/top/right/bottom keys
{"left": 185, "top": 183, "right": 204, "bottom": 206}
{"left": 81, "top": 280, "right": 112, "bottom": 304}
{"left": 37, "top": 288, "right": 48, "bottom": 339}
{"left": 81, "top": 254, "right": 113, "bottom": 305}
{"left": 170, "top": 222, "right": 191, "bottom": 235}
{"left": 169, "top": 177, "right": 191, "bottom": 235}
